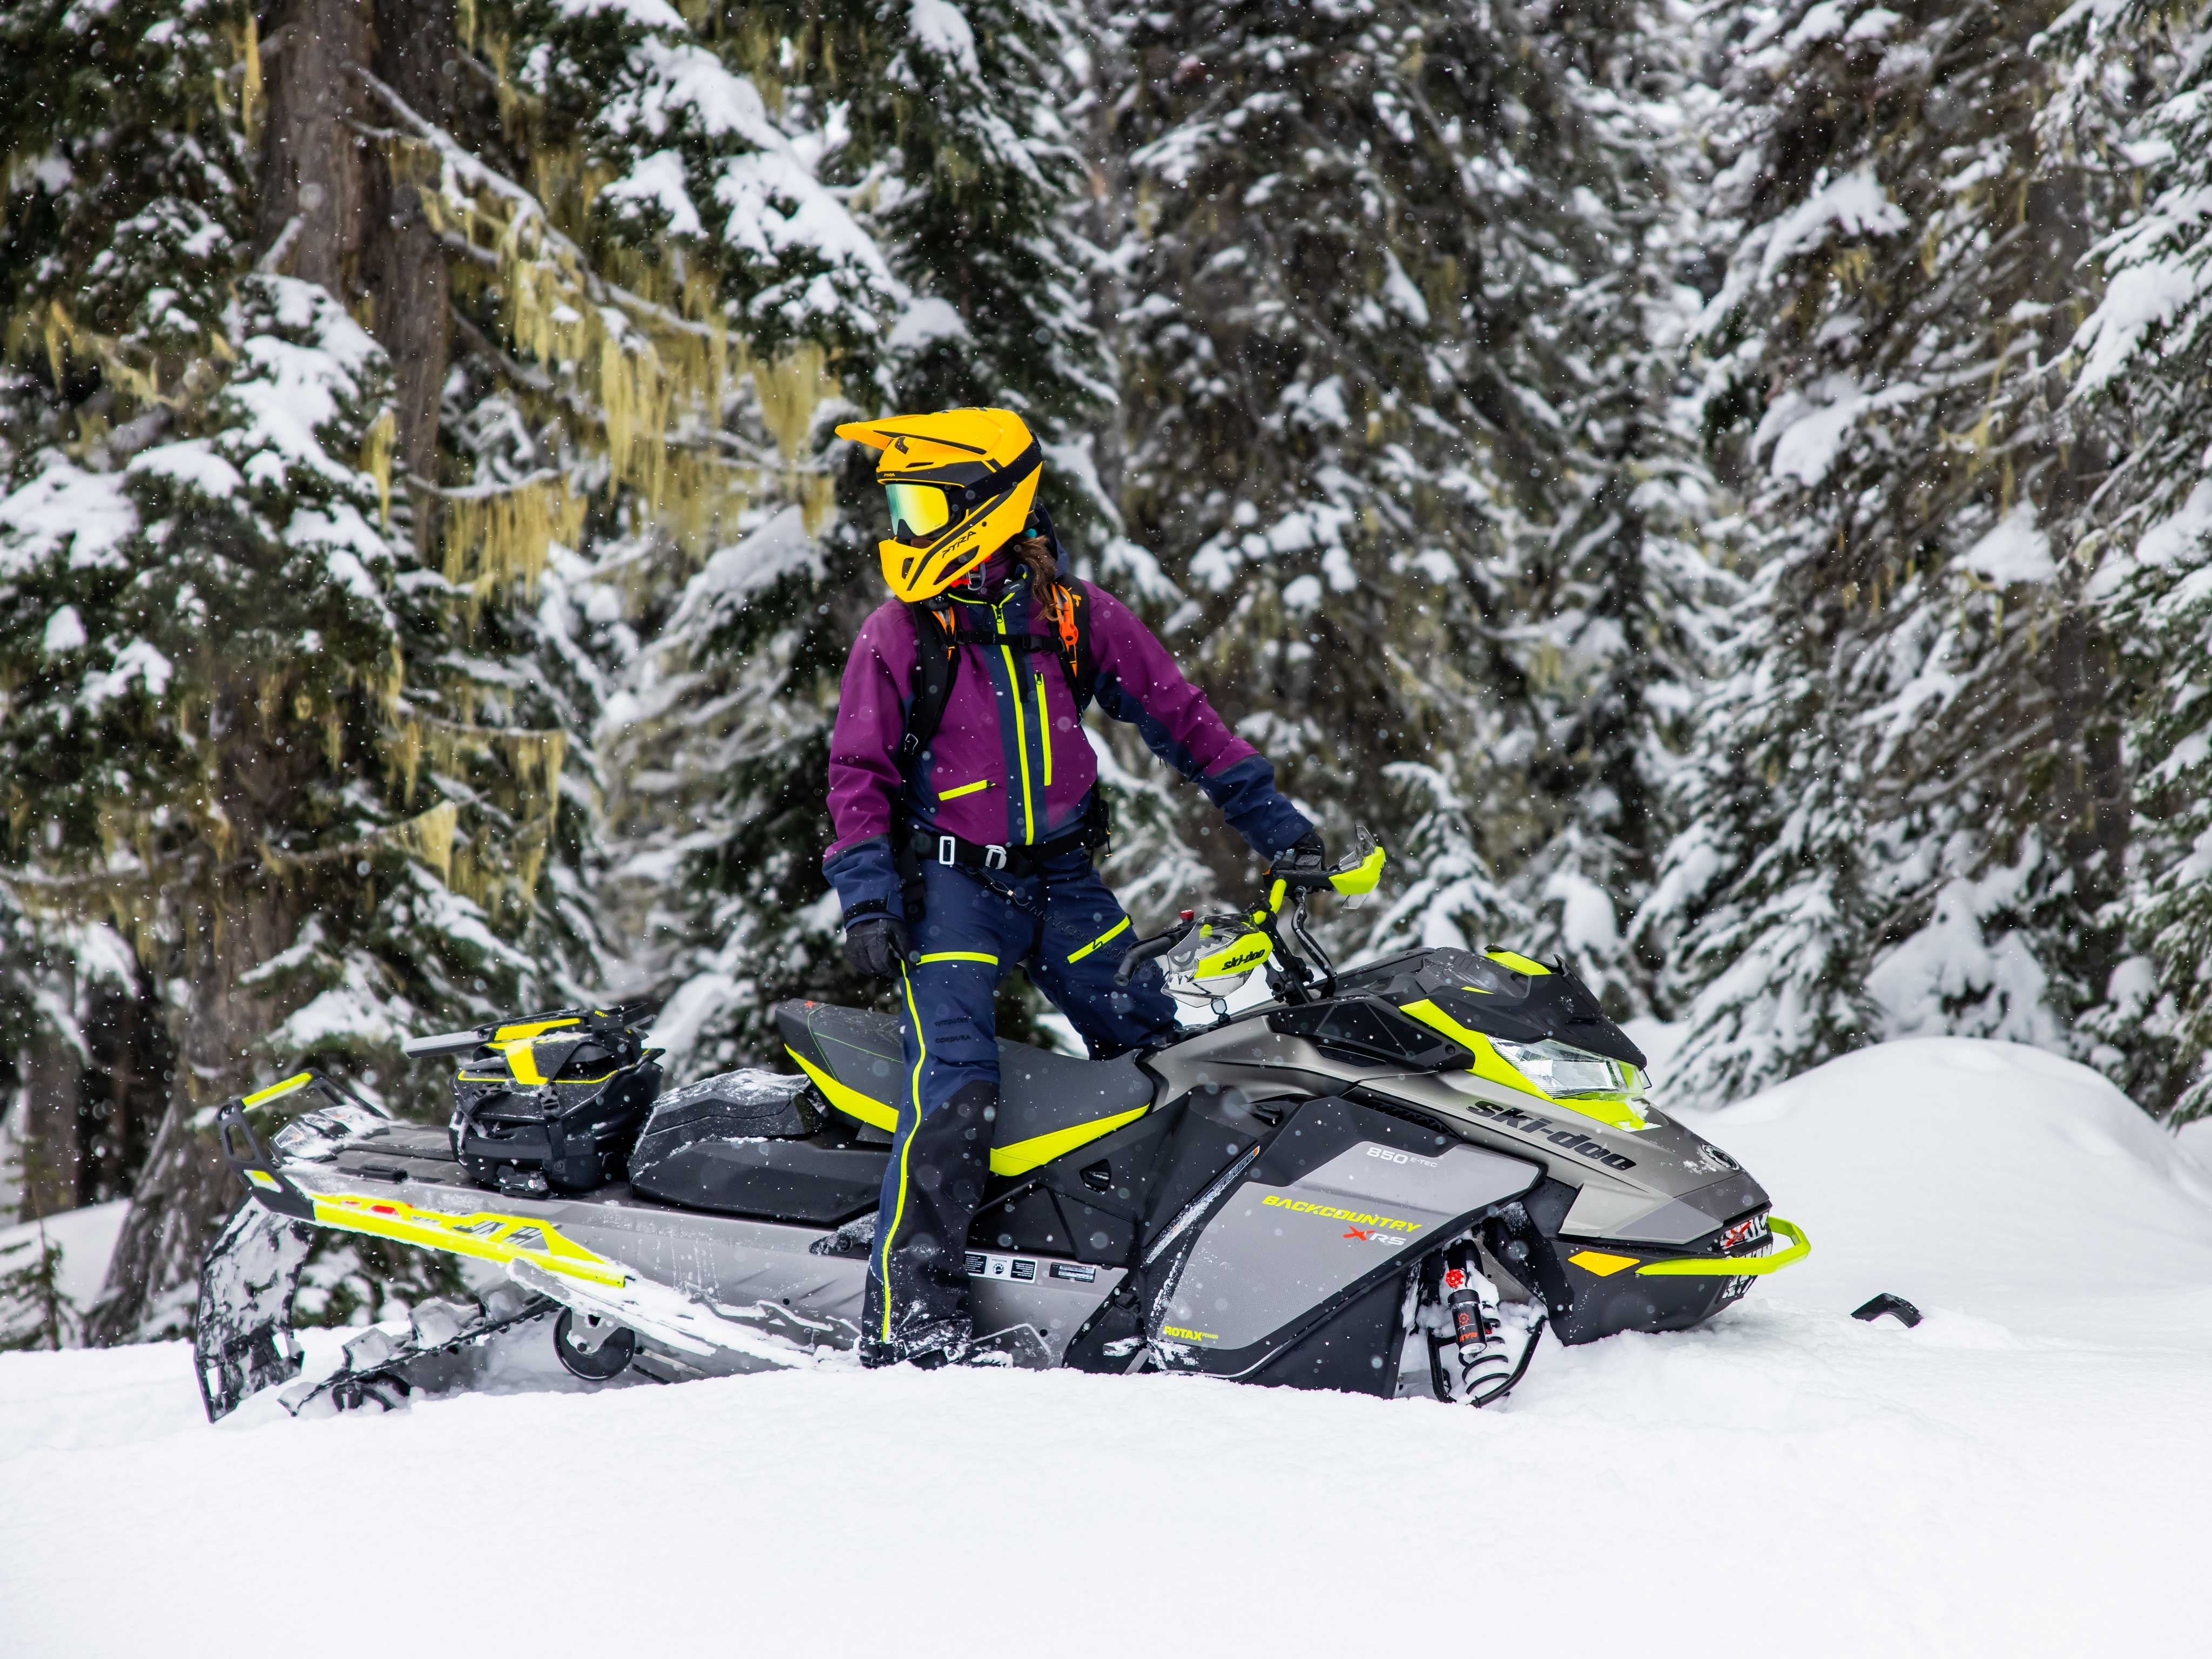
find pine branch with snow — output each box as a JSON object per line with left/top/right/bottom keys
{"left": 2063, "top": 2, "right": 2212, "bottom": 1120}
{"left": 1656, "top": 0, "right": 2137, "bottom": 1104}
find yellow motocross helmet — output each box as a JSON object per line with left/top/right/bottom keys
{"left": 833, "top": 407, "right": 1044, "bottom": 602}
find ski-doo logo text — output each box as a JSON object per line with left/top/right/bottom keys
{"left": 1365, "top": 1145, "right": 1439, "bottom": 1169}
{"left": 1262, "top": 1195, "right": 1424, "bottom": 1235}
{"left": 1209, "top": 938, "right": 1270, "bottom": 973}
{"left": 1462, "top": 1100, "right": 1636, "bottom": 1170}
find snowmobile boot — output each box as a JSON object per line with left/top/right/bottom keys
{"left": 865, "top": 1079, "right": 995, "bottom": 1356}
{"left": 859, "top": 1318, "right": 973, "bottom": 1370}
{"left": 862, "top": 1321, "right": 1050, "bottom": 1372}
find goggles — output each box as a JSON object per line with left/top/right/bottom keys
{"left": 885, "top": 480, "right": 957, "bottom": 545}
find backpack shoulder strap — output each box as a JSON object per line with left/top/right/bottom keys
{"left": 901, "top": 602, "right": 960, "bottom": 761}
{"left": 1040, "top": 579, "right": 1097, "bottom": 710}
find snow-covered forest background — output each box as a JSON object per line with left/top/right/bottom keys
{"left": 4, "top": 0, "right": 2212, "bottom": 1344}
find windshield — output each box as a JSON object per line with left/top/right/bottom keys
{"left": 1415, "top": 948, "right": 1534, "bottom": 1003}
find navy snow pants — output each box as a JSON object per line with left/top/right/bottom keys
{"left": 866, "top": 847, "right": 1176, "bottom": 1360}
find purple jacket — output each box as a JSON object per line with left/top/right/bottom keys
{"left": 823, "top": 564, "right": 1311, "bottom": 921}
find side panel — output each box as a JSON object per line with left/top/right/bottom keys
{"left": 1139, "top": 1016, "right": 1368, "bottom": 1106}
{"left": 964, "top": 1250, "right": 1128, "bottom": 1358}
{"left": 268, "top": 1161, "right": 1122, "bottom": 1367}
{"left": 1152, "top": 1096, "right": 1538, "bottom": 1377}
{"left": 1243, "top": 1273, "right": 1407, "bottom": 1398}
{"left": 1371, "top": 1069, "right": 1770, "bottom": 1214}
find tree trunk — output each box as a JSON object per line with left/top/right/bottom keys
{"left": 78, "top": 973, "right": 171, "bottom": 1205}
{"left": 2025, "top": 165, "right": 2127, "bottom": 994}
{"left": 366, "top": 0, "right": 458, "bottom": 495}
{"left": 13, "top": 1014, "right": 85, "bottom": 1223}
{"left": 90, "top": 7, "right": 377, "bottom": 1343}
{"left": 86, "top": 880, "right": 307, "bottom": 1342}
{"left": 257, "top": 0, "right": 373, "bottom": 295}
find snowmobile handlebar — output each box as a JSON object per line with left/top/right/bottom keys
{"left": 400, "top": 1004, "right": 658, "bottom": 1061}
{"left": 1114, "top": 831, "right": 1386, "bottom": 996}
{"left": 402, "top": 1029, "right": 488, "bottom": 1057}
{"left": 1115, "top": 919, "right": 1195, "bottom": 986}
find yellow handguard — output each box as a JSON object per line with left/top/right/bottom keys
{"left": 1264, "top": 835, "right": 1388, "bottom": 918}
{"left": 1190, "top": 927, "right": 1272, "bottom": 979}
{"left": 1330, "top": 844, "right": 1387, "bottom": 898}
{"left": 1161, "top": 919, "right": 1275, "bottom": 1007}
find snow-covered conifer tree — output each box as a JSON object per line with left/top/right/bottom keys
{"left": 1638, "top": 561, "right": 1884, "bottom": 1097}
{"left": 2063, "top": 1, "right": 2212, "bottom": 1120}
{"left": 0, "top": 913, "right": 166, "bottom": 1224}
{"left": 0, "top": 1218, "right": 78, "bottom": 1351}
{"left": 0, "top": 0, "right": 631, "bottom": 1335}
{"left": 1492, "top": 2, "right": 1738, "bottom": 1011}
{"left": 1655, "top": 0, "right": 2132, "bottom": 1105}
{"left": 1093, "top": 0, "right": 1723, "bottom": 994}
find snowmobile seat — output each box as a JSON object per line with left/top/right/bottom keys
{"left": 773, "top": 1000, "right": 1157, "bottom": 1178}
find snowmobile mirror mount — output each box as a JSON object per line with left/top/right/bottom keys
{"left": 1286, "top": 889, "right": 1337, "bottom": 1001}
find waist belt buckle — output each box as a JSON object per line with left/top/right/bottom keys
{"left": 937, "top": 835, "right": 957, "bottom": 867}
{"left": 984, "top": 844, "right": 1008, "bottom": 871}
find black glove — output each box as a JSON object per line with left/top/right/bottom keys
{"left": 843, "top": 916, "right": 911, "bottom": 981}
{"left": 1273, "top": 829, "right": 1327, "bottom": 874}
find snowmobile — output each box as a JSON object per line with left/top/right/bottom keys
{"left": 193, "top": 831, "right": 1808, "bottom": 1421}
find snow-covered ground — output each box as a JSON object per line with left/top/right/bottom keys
{"left": 0, "top": 1198, "right": 126, "bottom": 1317}
{"left": 5, "top": 1038, "right": 2210, "bottom": 1657}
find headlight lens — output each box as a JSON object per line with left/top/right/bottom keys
{"left": 1492, "top": 1037, "right": 1645, "bottom": 1098}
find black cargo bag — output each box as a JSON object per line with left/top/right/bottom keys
{"left": 630, "top": 1069, "right": 821, "bottom": 1171}
{"left": 625, "top": 1071, "right": 900, "bottom": 1224}
{"left": 449, "top": 1013, "right": 663, "bottom": 1195}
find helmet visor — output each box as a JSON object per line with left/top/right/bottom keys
{"left": 884, "top": 481, "right": 956, "bottom": 544}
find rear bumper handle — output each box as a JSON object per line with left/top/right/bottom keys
{"left": 1634, "top": 1216, "right": 1810, "bottom": 1277}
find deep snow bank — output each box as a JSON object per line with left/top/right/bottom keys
{"left": 4, "top": 1039, "right": 2209, "bottom": 1659}
{"left": 1679, "top": 1036, "right": 2212, "bottom": 1315}
{"left": 0, "top": 1198, "right": 126, "bottom": 1327}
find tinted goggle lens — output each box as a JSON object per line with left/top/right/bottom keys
{"left": 884, "top": 481, "right": 955, "bottom": 542}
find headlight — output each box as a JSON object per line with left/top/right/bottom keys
{"left": 1492, "top": 1037, "right": 1645, "bottom": 1099}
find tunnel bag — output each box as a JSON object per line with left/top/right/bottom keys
{"left": 449, "top": 1021, "right": 663, "bottom": 1194}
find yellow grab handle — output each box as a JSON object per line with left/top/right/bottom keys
{"left": 1634, "top": 1216, "right": 1811, "bottom": 1277}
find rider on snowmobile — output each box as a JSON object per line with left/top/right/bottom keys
{"left": 825, "top": 407, "right": 1323, "bottom": 1366}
